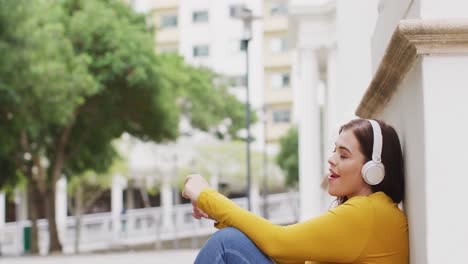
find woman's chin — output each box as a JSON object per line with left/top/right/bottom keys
{"left": 327, "top": 188, "right": 337, "bottom": 196}
{"left": 327, "top": 187, "right": 342, "bottom": 197}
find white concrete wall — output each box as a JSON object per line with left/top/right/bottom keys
{"left": 419, "top": 55, "right": 468, "bottom": 263}
{"left": 334, "top": 0, "right": 378, "bottom": 126}
{"left": 380, "top": 61, "right": 428, "bottom": 264}
{"left": 371, "top": 0, "right": 416, "bottom": 69}
{"left": 380, "top": 55, "right": 468, "bottom": 264}
{"left": 372, "top": 1, "right": 468, "bottom": 263}
{"left": 420, "top": 0, "right": 468, "bottom": 18}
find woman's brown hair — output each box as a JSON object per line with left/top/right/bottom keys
{"left": 337, "top": 119, "right": 405, "bottom": 204}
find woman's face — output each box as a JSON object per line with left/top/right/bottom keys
{"left": 327, "top": 129, "right": 372, "bottom": 198}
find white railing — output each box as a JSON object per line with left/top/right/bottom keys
{"left": 0, "top": 192, "right": 298, "bottom": 256}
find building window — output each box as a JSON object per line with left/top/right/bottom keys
{"left": 240, "top": 39, "right": 248, "bottom": 51}
{"left": 193, "top": 45, "right": 210, "bottom": 57}
{"left": 230, "top": 75, "right": 247, "bottom": 87}
{"left": 229, "top": 4, "right": 246, "bottom": 17}
{"left": 270, "top": 2, "right": 288, "bottom": 16}
{"left": 159, "top": 46, "right": 178, "bottom": 54}
{"left": 193, "top": 10, "right": 209, "bottom": 23}
{"left": 270, "top": 37, "right": 288, "bottom": 53}
{"left": 160, "top": 14, "right": 178, "bottom": 28}
{"left": 273, "top": 109, "right": 290, "bottom": 123}
{"left": 271, "top": 72, "right": 290, "bottom": 89}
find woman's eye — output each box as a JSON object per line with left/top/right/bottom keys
{"left": 340, "top": 155, "right": 347, "bottom": 159}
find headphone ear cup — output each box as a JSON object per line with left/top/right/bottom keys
{"left": 362, "top": 161, "right": 385, "bottom": 185}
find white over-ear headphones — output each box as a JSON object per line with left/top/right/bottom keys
{"left": 361, "top": 119, "right": 385, "bottom": 185}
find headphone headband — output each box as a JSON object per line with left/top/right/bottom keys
{"left": 368, "top": 119, "right": 382, "bottom": 163}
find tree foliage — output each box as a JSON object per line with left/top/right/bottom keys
{"left": 0, "top": 0, "right": 255, "bottom": 252}
{"left": 276, "top": 127, "right": 299, "bottom": 187}
{"left": 156, "top": 53, "right": 256, "bottom": 139}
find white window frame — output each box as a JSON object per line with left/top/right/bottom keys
{"left": 193, "top": 45, "right": 210, "bottom": 57}
{"left": 272, "top": 109, "right": 291, "bottom": 123}
{"left": 192, "top": 10, "right": 209, "bottom": 23}
{"left": 271, "top": 72, "right": 290, "bottom": 89}
{"left": 270, "top": 2, "right": 288, "bottom": 16}
{"left": 270, "top": 37, "right": 288, "bottom": 53}
{"left": 229, "top": 4, "right": 246, "bottom": 18}
{"left": 160, "top": 14, "right": 178, "bottom": 28}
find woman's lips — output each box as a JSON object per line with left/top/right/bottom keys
{"left": 328, "top": 169, "right": 340, "bottom": 182}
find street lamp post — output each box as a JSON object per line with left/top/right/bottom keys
{"left": 235, "top": 7, "right": 260, "bottom": 211}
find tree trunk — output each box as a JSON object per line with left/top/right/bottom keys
{"left": 27, "top": 183, "right": 40, "bottom": 254}
{"left": 45, "top": 188, "right": 62, "bottom": 253}
{"left": 126, "top": 182, "right": 134, "bottom": 210}
{"left": 46, "top": 126, "right": 71, "bottom": 253}
{"left": 139, "top": 187, "right": 151, "bottom": 208}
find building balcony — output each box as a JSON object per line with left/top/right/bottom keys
{"left": 266, "top": 122, "right": 292, "bottom": 143}
{"left": 156, "top": 28, "right": 179, "bottom": 44}
{"left": 151, "top": 0, "right": 179, "bottom": 10}
{"left": 264, "top": 51, "right": 292, "bottom": 68}
{"left": 265, "top": 88, "right": 293, "bottom": 105}
{"left": 264, "top": 16, "right": 288, "bottom": 33}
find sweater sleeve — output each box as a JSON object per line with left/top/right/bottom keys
{"left": 197, "top": 188, "right": 373, "bottom": 263}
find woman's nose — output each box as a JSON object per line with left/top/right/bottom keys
{"left": 328, "top": 155, "right": 336, "bottom": 167}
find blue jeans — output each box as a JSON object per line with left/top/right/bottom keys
{"left": 195, "top": 227, "right": 274, "bottom": 264}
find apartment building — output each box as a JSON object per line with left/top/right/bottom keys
{"left": 149, "top": 0, "right": 265, "bottom": 149}
{"left": 262, "top": 0, "right": 294, "bottom": 151}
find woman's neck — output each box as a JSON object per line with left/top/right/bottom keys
{"left": 347, "top": 186, "right": 373, "bottom": 199}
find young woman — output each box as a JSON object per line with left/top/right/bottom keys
{"left": 183, "top": 119, "right": 408, "bottom": 264}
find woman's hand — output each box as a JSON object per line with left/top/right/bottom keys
{"left": 183, "top": 174, "right": 212, "bottom": 220}
{"left": 182, "top": 174, "right": 210, "bottom": 202}
{"left": 191, "top": 201, "right": 212, "bottom": 220}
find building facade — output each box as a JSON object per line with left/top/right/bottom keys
{"left": 262, "top": 0, "right": 294, "bottom": 150}
{"left": 290, "top": 0, "right": 468, "bottom": 263}
{"left": 150, "top": 0, "right": 266, "bottom": 150}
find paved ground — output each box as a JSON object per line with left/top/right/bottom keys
{"left": 2, "top": 250, "right": 199, "bottom": 264}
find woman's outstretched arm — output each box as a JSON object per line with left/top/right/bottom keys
{"left": 197, "top": 188, "right": 373, "bottom": 264}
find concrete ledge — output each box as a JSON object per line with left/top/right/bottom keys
{"left": 356, "top": 19, "right": 468, "bottom": 118}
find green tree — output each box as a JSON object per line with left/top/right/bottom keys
{"left": 156, "top": 53, "right": 256, "bottom": 139}
{"left": 1, "top": 0, "right": 98, "bottom": 253}
{"left": 0, "top": 0, "right": 256, "bottom": 253}
{"left": 0, "top": 0, "right": 175, "bottom": 252}
{"left": 276, "top": 127, "right": 299, "bottom": 187}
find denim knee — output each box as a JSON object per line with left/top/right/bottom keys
{"left": 196, "top": 227, "right": 273, "bottom": 264}
{"left": 211, "top": 227, "right": 247, "bottom": 245}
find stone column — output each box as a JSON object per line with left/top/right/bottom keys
{"left": 55, "top": 177, "right": 67, "bottom": 244}
{"left": 297, "top": 48, "right": 322, "bottom": 221}
{"left": 161, "top": 173, "right": 173, "bottom": 230}
{"left": 0, "top": 191, "right": 5, "bottom": 228}
{"left": 250, "top": 182, "right": 261, "bottom": 215}
{"left": 326, "top": 45, "right": 338, "bottom": 145}
{"left": 322, "top": 45, "right": 338, "bottom": 211}
{"left": 14, "top": 189, "right": 27, "bottom": 255}
{"left": 209, "top": 169, "right": 219, "bottom": 191}
{"left": 111, "top": 174, "right": 126, "bottom": 243}
{"left": 14, "top": 189, "right": 27, "bottom": 221}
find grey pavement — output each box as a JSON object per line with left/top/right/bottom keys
{"left": 1, "top": 250, "right": 199, "bottom": 264}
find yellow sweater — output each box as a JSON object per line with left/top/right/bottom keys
{"left": 197, "top": 189, "right": 408, "bottom": 264}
